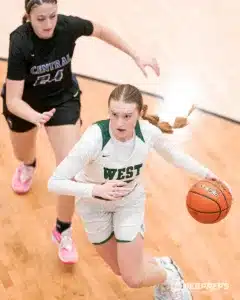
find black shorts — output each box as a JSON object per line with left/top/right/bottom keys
{"left": 1, "top": 80, "right": 81, "bottom": 133}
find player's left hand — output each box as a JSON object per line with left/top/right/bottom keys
{"left": 134, "top": 56, "right": 160, "bottom": 77}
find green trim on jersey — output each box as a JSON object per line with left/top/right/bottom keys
{"left": 95, "top": 120, "right": 111, "bottom": 149}
{"left": 95, "top": 119, "right": 145, "bottom": 150}
{"left": 135, "top": 121, "right": 145, "bottom": 142}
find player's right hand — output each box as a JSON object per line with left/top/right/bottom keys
{"left": 34, "top": 108, "right": 56, "bottom": 127}
{"left": 92, "top": 180, "right": 132, "bottom": 201}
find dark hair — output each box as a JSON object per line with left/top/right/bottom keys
{"left": 22, "top": 0, "right": 57, "bottom": 24}
{"left": 108, "top": 84, "right": 143, "bottom": 113}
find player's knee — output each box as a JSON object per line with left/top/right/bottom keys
{"left": 110, "top": 265, "right": 121, "bottom": 276}
{"left": 121, "top": 273, "right": 142, "bottom": 288}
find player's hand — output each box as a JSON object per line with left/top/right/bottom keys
{"left": 134, "top": 56, "right": 160, "bottom": 77}
{"left": 34, "top": 108, "right": 56, "bottom": 127}
{"left": 205, "top": 173, "right": 233, "bottom": 196}
{"left": 92, "top": 180, "right": 132, "bottom": 201}
{"left": 205, "top": 172, "right": 219, "bottom": 182}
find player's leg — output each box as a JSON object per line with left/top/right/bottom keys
{"left": 114, "top": 192, "right": 192, "bottom": 299}
{"left": 45, "top": 90, "right": 81, "bottom": 263}
{"left": 2, "top": 99, "right": 38, "bottom": 194}
{"left": 2, "top": 87, "right": 38, "bottom": 194}
{"left": 9, "top": 128, "right": 38, "bottom": 194}
{"left": 76, "top": 200, "right": 121, "bottom": 275}
{"left": 94, "top": 235, "right": 121, "bottom": 275}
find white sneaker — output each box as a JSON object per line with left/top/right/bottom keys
{"left": 154, "top": 256, "right": 192, "bottom": 300}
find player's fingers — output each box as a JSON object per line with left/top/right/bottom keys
{"left": 114, "top": 187, "right": 132, "bottom": 194}
{"left": 108, "top": 192, "right": 125, "bottom": 199}
{"left": 112, "top": 190, "right": 131, "bottom": 197}
{"left": 105, "top": 193, "right": 122, "bottom": 201}
{"left": 112, "top": 181, "right": 127, "bottom": 187}
{"left": 39, "top": 115, "right": 51, "bottom": 124}
{"left": 43, "top": 111, "right": 55, "bottom": 118}
{"left": 152, "top": 58, "right": 160, "bottom": 76}
{"left": 139, "top": 64, "right": 147, "bottom": 77}
{"left": 49, "top": 108, "right": 56, "bottom": 114}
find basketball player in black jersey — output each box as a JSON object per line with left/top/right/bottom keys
{"left": 1, "top": 0, "right": 160, "bottom": 264}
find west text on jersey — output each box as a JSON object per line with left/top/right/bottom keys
{"left": 104, "top": 164, "right": 143, "bottom": 181}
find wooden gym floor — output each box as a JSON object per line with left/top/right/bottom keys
{"left": 0, "top": 60, "right": 239, "bottom": 300}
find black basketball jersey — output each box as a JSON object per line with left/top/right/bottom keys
{"left": 6, "top": 14, "right": 93, "bottom": 103}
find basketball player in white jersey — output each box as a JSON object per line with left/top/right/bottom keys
{"left": 48, "top": 84, "right": 224, "bottom": 299}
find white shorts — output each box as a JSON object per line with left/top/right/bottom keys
{"left": 76, "top": 184, "right": 145, "bottom": 244}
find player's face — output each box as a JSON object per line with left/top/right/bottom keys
{"left": 29, "top": 3, "right": 58, "bottom": 39}
{"left": 109, "top": 100, "right": 140, "bottom": 141}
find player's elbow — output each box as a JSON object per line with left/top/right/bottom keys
{"left": 6, "top": 96, "right": 18, "bottom": 113}
{"left": 5, "top": 79, "right": 24, "bottom": 112}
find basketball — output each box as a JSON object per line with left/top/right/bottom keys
{"left": 186, "top": 179, "right": 232, "bottom": 224}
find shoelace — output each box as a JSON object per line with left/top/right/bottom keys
{"left": 157, "top": 267, "right": 184, "bottom": 300}
{"left": 60, "top": 230, "right": 73, "bottom": 251}
{"left": 20, "top": 165, "right": 34, "bottom": 183}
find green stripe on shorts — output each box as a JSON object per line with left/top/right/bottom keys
{"left": 92, "top": 232, "right": 114, "bottom": 245}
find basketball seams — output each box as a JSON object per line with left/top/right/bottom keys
{"left": 187, "top": 190, "right": 222, "bottom": 211}
{"left": 187, "top": 205, "right": 229, "bottom": 214}
{"left": 187, "top": 179, "right": 232, "bottom": 224}
{"left": 208, "top": 180, "right": 230, "bottom": 209}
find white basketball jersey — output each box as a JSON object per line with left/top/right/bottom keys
{"left": 48, "top": 119, "right": 210, "bottom": 200}
{"left": 78, "top": 119, "right": 154, "bottom": 186}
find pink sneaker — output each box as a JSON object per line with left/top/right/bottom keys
{"left": 52, "top": 228, "right": 78, "bottom": 264}
{"left": 11, "top": 163, "right": 35, "bottom": 194}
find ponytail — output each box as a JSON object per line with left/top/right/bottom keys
{"left": 22, "top": 13, "right": 28, "bottom": 24}
{"left": 141, "top": 104, "right": 195, "bottom": 134}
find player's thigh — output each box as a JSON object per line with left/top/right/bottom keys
{"left": 45, "top": 122, "right": 80, "bottom": 165}
{"left": 117, "top": 233, "right": 144, "bottom": 287}
{"left": 1, "top": 89, "right": 38, "bottom": 157}
{"left": 45, "top": 92, "right": 81, "bottom": 164}
{"left": 3, "top": 114, "right": 38, "bottom": 159}
{"left": 94, "top": 234, "right": 120, "bottom": 275}
{"left": 76, "top": 200, "right": 120, "bottom": 273}
{"left": 114, "top": 198, "right": 145, "bottom": 285}
{"left": 76, "top": 200, "right": 113, "bottom": 244}
{"left": 114, "top": 192, "right": 145, "bottom": 244}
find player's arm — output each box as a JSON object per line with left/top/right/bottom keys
{"left": 6, "top": 34, "right": 40, "bottom": 123}
{"left": 5, "top": 33, "right": 54, "bottom": 125}
{"left": 150, "top": 124, "right": 217, "bottom": 179}
{"left": 90, "top": 22, "right": 160, "bottom": 76}
{"left": 90, "top": 22, "right": 138, "bottom": 62}
{"left": 67, "top": 15, "right": 159, "bottom": 76}
{"left": 6, "top": 79, "right": 43, "bottom": 124}
{"left": 48, "top": 125, "right": 101, "bottom": 198}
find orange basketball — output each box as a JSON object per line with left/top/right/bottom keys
{"left": 186, "top": 179, "right": 232, "bottom": 224}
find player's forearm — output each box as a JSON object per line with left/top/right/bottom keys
{"left": 6, "top": 97, "right": 40, "bottom": 124}
{"left": 161, "top": 147, "right": 214, "bottom": 178}
{"left": 48, "top": 176, "right": 95, "bottom": 199}
{"left": 98, "top": 26, "right": 137, "bottom": 60}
